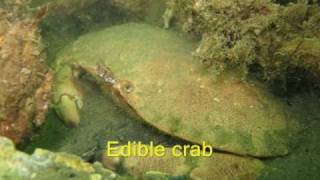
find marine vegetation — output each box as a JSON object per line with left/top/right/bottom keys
{"left": 0, "top": 136, "right": 118, "bottom": 179}
{"left": 164, "top": 0, "right": 320, "bottom": 87}
{"left": 0, "top": 0, "right": 52, "bottom": 144}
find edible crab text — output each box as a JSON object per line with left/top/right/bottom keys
{"left": 106, "top": 141, "right": 213, "bottom": 157}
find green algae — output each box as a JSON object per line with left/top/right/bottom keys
{"left": 165, "top": 0, "right": 320, "bottom": 87}
{"left": 0, "top": 137, "right": 117, "bottom": 180}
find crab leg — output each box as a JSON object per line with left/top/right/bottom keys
{"left": 54, "top": 66, "right": 83, "bottom": 126}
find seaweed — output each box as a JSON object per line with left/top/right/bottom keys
{"left": 165, "top": 0, "right": 320, "bottom": 89}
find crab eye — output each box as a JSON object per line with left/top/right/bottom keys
{"left": 121, "top": 81, "right": 134, "bottom": 94}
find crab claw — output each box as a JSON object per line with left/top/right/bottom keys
{"left": 54, "top": 66, "right": 83, "bottom": 126}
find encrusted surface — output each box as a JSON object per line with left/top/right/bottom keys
{"left": 0, "top": 137, "right": 117, "bottom": 180}
{"left": 0, "top": 1, "right": 51, "bottom": 144}
{"left": 165, "top": 0, "right": 320, "bottom": 82}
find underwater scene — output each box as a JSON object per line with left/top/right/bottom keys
{"left": 0, "top": 0, "right": 320, "bottom": 179}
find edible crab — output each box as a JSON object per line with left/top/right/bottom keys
{"left": 53, "top": 23, "right": 293, "bottom": 158}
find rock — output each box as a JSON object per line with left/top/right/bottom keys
{"left": 0, "top": 1, "right": 52, "bottom": 144}
{"left": 0, "top": 136, "right": 117, "bottom": 180}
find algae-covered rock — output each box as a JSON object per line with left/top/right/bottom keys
{"left": 0, "top": 136, "right": 117, "bottom": 180}
{"left": 164, "top": 0, "right": 320, "bottom": 83}
{"left": 54, "top": 23, "right": 292, "bottom": 157}
{"left": 0, "top": 1, "right": 52, "bottom": 144}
